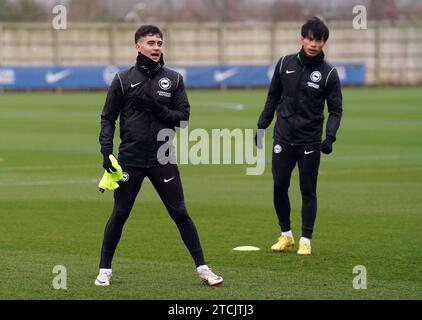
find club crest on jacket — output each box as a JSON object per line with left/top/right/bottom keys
{"left": 159, "top": 77, "right": 171, "bottom": 90}
{"left": 122, "top": 172, "right": 130, "bottom": 182}
{"left": 310, "top": 71, "right": 322, "bottom": 83}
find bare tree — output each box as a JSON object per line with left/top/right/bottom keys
{"left": 68, "top": 0, "right": 113, "bottom": 22}
{"left": 42, "top": 0, "right": 421, "bottom": 23}
{"left": 0, "top": 0, "right": 47, "bottom": 21}
{"left": 368, "top": 0, "right": 399, "bottom": 20}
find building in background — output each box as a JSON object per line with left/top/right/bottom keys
{"left": 0, "top": 0, "right": 421, "bottom": 88}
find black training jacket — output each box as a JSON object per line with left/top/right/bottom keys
{"left": 258, "top": 52, "right": 343, "bottom": 145}
{"left": 99, "top": 65, "right": 189, "bottom": 167}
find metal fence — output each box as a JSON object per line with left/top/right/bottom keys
{"left": 1, "top": 20, "right": 422, "bottom": 84}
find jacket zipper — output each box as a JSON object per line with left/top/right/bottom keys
{"left": 291, "top": 55, "right": 306, "bottom": 146}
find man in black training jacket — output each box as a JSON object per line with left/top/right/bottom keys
{"left": 256, "top": 17, "right": 343, "bottom": 255}
{"left": 95, "top": 25, "right": 223, "bottom": 286}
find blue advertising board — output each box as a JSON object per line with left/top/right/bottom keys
{"left": 0, "top": 63, "right": 365, "bottom": 89}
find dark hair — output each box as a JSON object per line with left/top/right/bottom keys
{"left": 134, "top": 25, "right": 163, "bottom": 44}
{"left": 301, "top": 17, "right": 329, "bottom": 42}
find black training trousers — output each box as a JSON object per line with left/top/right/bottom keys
{"left": 99, "top": 164, "right": 206, "bottom": 268}
{"left": 272, "top": 142, "right": 321, "bottom": 239}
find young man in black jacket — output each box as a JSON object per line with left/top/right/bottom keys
{"left": 256, "top": 17, "right": 343, "bottom": 255}
{"left": 95, "top": 25, "right": 223, "bottom": 286}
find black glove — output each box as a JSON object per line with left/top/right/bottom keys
{"left": 102, "top": 154, "right": 116, "bottom": 173}
{"left": 255, "top": 129, "right": 264, "bottom": 149}
{"left": 321, "top": 137, "right": 334, "bottom": 154}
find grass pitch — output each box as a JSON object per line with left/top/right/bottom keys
{"left": 0, "top": 87, "right": 421, "bottom": 299}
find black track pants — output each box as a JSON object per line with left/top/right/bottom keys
{"left": 99, "top": 164, "right": 206, "bottom": 268}
{"left": 272, "top": 143, "right": 321, "bottom": 239}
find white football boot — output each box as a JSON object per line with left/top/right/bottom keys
{"left": 94, "top": 269, "right": 112, "bottom": 286}
{"left": 197, "top": 265, "right": 223, "bottom": 286}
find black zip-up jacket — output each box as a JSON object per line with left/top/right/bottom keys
{"left": 99, "top": 63, "right": 189, "bottom": 167}
{"left": 258, "top": 51, "right": 342, "bottom": 145}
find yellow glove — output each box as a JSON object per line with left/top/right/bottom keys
{"left": 98, "top": 155, "right": 123, "bottom": 192}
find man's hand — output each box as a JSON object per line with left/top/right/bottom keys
{"left": 255, "top": 129, "right": 264, "bottom": 149}
{"left": 102, "top": 154, "right": 117, "bottom": 173}
{"left": 321, "top": 137, "right": 334, "bottom": 154}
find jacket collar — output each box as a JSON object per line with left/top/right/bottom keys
{"left": 296, "top": 46, "right": 324, "bottom": 68}
{"left": 136, "top": 52, "right": 165, "bottom": 76}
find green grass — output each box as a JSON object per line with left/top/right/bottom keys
{"left": 0, "top": 87, "right": 421, "bottom": 299}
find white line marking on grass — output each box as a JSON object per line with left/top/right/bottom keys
{"left": 265, "top": 154, "right": 422, "bottom": 163}
{"left": 196, "top": 101, "right": 245, "bottom": 111}
{"left": 328, "top": 155, "right": 422, "bottom": 161}
{"left": 0, "top": 179, "right": 98, "bottom": 187}
{"left": 319, "top": 167, "right": 422, "bottom": 175}
{"left": 0, "top": 164, "right": 98, "bottom": 172}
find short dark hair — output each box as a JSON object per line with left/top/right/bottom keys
{"left": 134, "top": 25, "right": 163, "bottom": 44}
{"left": 301, "top": 17, "right": 329, "bottom": 42}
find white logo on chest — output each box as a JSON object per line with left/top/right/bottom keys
{"left": 159, "top": 77, "right": 171, "bottom": 90}
{"left": 310, "top": 71, "right": 322, "bottom": 83}
{"left": 122, "top": 172, "right": 130, "bottom": 182}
